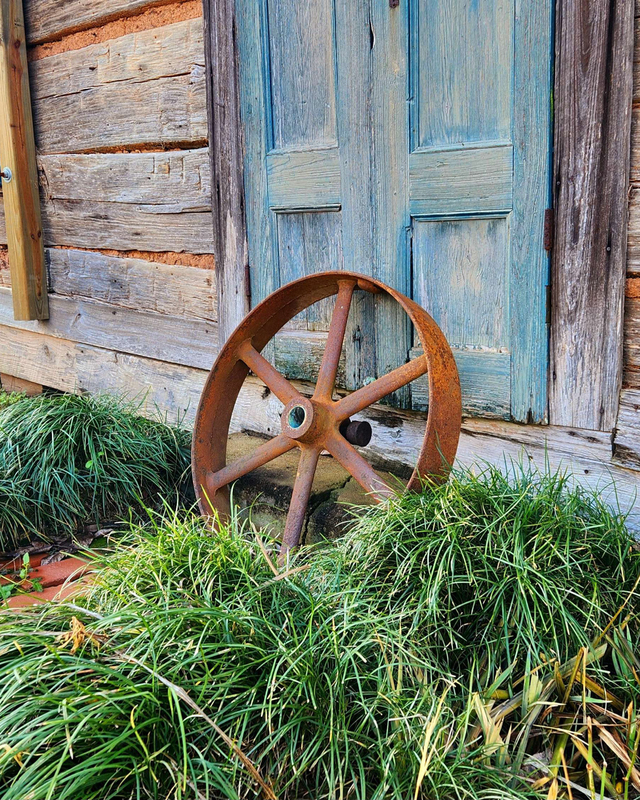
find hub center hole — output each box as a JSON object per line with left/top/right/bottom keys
{"left": 288, "top": 405, "right": 306, "bottom": 429}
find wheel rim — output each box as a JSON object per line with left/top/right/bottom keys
{"left": 192, "top": 271, "right": 462, "bottom": 559}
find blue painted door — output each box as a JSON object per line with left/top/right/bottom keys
{"left": 235, "top": 0, "right": 553, "bottom": 421}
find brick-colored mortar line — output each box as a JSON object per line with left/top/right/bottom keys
{"left": 48, "top": 139, "right": 209, "bottom": 156}
{"left": 29, "top": 0, "right": 203, "bottom": 61}
{"left": 626, "top": 277, "right": 640, "bottom": 298}
{"left": 93, "top": 248, "right": 214, "bottom": 269}
{"left": 0, "top": 245, "right": 214, "bottom": 273}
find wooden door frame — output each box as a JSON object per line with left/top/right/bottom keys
{"left": 203, "top": 0, "right": 635, "bottom": 432}
{"left": 202, "top": 0, "right": 250, "bottom": 345}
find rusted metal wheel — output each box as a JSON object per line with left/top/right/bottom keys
{"left": 192, "top": 271, "right": 462, "bottom": 558}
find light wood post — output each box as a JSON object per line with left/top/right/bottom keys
{"left": 0, "top": 0, "right": 48, "bottom": 320}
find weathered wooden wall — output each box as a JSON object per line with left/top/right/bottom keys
{"left": 0, "top": 0, "right": 639, "bottom": 527}
{"left": 0, "top": 0, "right": 220, "bottom": 387}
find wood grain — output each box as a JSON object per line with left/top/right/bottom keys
{"left": 0, "top": 279, "right": 333, "bottom": 381}
{"left": 0, "top": 373, "right": 41, "bottom": 394}
{"left": 626, "top": 186, "right": 640, "bottom": 273}
{"left": 410, "top": 346, "right": 511, "bottom": 419}
{"left": 46, "top": 249, "right": 217, "bottom": 320}
{"left": 267, "top": 148, "right": 341, "bottom": 210}
{"left": 266, "top": 0, "right": 337, "bottom": 151}
{"left": 368, "top": 0, "right": 411, "bottom": 408}
{"left": 37, "top": 149, "right": 213, "bottom": 251}
{"left": 23, "top": 0, "right": 175, "bottom": 44}
{"left": 30, "top": 18, "right": 206, "bottom": 153}
{"left": 413, "top": 0, "right": 512, "bottom": 148}
{"left": 510, "top": 0, "right": 553, "bottom": 423}
{"left": 332, "top": 0, "right": 376, "bottom": 391}
{"left": 409, "top": 145, "right": 513, "bottom": 216}
{"left": 624, "top": 296, "right": 640, "bottom": 388}
{"left": 40, "top": 200, "right": 212, "bottom": 253}
{"left": 39, "top": 149, "right": 210, "bottom": 208}
{"left": 0, "top": 0, "right": 48, "bottom": 319}
{"left": 0, "top": 286, "right": 220, "bottom": 370}
{"left": 203, "top": 0, "right": 250, "bottom": 343}
{"left": 0, "top": 150, "right": 214, "bottom": 253}
{"left": 551, "top": 0, "right": 634, "bottom": 430}
{"left": 614, "top": 389, "right": 640, "bottom": 470}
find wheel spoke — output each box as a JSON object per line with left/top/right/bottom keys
{"left": 238, "top": 341, "right": 301, "bottom": 405}
{"left": 325, "top": 432, "right": 394, "bottom": 499}
{"left": 208, "top": 433, "right": 296, "bottom": 492}
{"left": 280, "top": 446, "right": 320, "bottom": 562}
{"left": 313, "top": 280, "right": 355, "bottom": 401}
{"left": 333, "top": 356, "right": 428, "bottom": 421}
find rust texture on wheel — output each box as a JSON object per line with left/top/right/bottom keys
{"left": 192, "top": 271, "right": 462, "bottom": 559}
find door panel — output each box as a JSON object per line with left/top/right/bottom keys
{"left": 267, "top": 0, "right": 337, "bottom": 150}
{"left": 411, "top": 217, "right": 511, "bottom": 418}
{"left": 413, "top": 218, "right": 509, "bottom": 349}
{"left": 235, "top": 0, "right": 552, "bottom": 421}
{"left": 276, "top": 211, "right": 344, "bottom": 330}
{"left": 413, "top": 0, "right": 513, "bottom": 148}
{"left": 267, "top": 149, "right": 341, "bottom": 211}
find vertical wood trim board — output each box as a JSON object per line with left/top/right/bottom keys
{"left": 203, "top": 0, "right": 250, "bottom": 344}
{"left": 0, "top": 0, "right": 48, "bottom": 320}
{"left": 511, "top": 0, "right": 553, "bottom": 422}
{"left": 550, "top": 0, "right": 634, "bottom": 430}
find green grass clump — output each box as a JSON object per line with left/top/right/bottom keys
{"left": 0, "top": 467, "right": 638, "bottom": 800}
{"left": 0, "top": 390, "right": 25, "bottom": 410}
{"left": 327, "top": 467, "right": 636, "bottom": 678}
{"left": 0, "top": 393, "right": 191, "bottom": 551}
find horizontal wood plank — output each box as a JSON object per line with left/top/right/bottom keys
{"left": 613, "top": 389, "right": 640, "bottom": 469}
{"left": 627, "top": 186, "right": 640, "bottom": 271}
{"left": 233, "top": 378, "right": 640, "bottom": 529}
{"left": 0, "top": 323, "right": 78, "bottom": 390}
{"left": 0, "top": 373, "right": 42, "bottom": 394}
{"left": 409, "top": 145, "right": 513, "bottom": 216}
{"left": 33, "top": 77, "right": 206, "bottom": 155}
{"left": 39, "top": 149, "right": 210, "bottom": 209}
{"left": 0, "top": 149, "right": 213, "bottom": 251}
{"left": 0, "top": 283, "right": 335, "bottom": 378}
{"left": 30, "top": 18, "right": 206, "bottom": 153}
{"left": 40, "top": 200, "right": 212, "bottom": 253}
{"left": 273, "top": 328, "right": 345, "bottom": 387}
{"left": 410, "top": 346, "right": 511, "bottom": 418}
{"left": 624, "top": 296, "right": 640, "bottom": 385}
{"left": 267, "top": 148, "right": 341, "bottom": 210}
{"left": 23, "top": 0, "right": 174, "bottom": 44}
{"left": 0, "top": 287, "right": 219, "bottom": 369}
{"left": 29, "top": 18, "right": 203, "bottom": 101}
{"left": 47, "top": 249, "right": 217, "bottom": 320}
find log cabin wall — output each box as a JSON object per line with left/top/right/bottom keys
{"left": 0, "top": 0, "right": 219, "bottom": 421}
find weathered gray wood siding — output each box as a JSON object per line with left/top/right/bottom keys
{"left": 0, "top": 0, "right": 221, "bottom": 389}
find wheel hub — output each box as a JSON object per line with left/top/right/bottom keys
{"left": 281, "top": 396, "right": 318, "bottom": 441}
